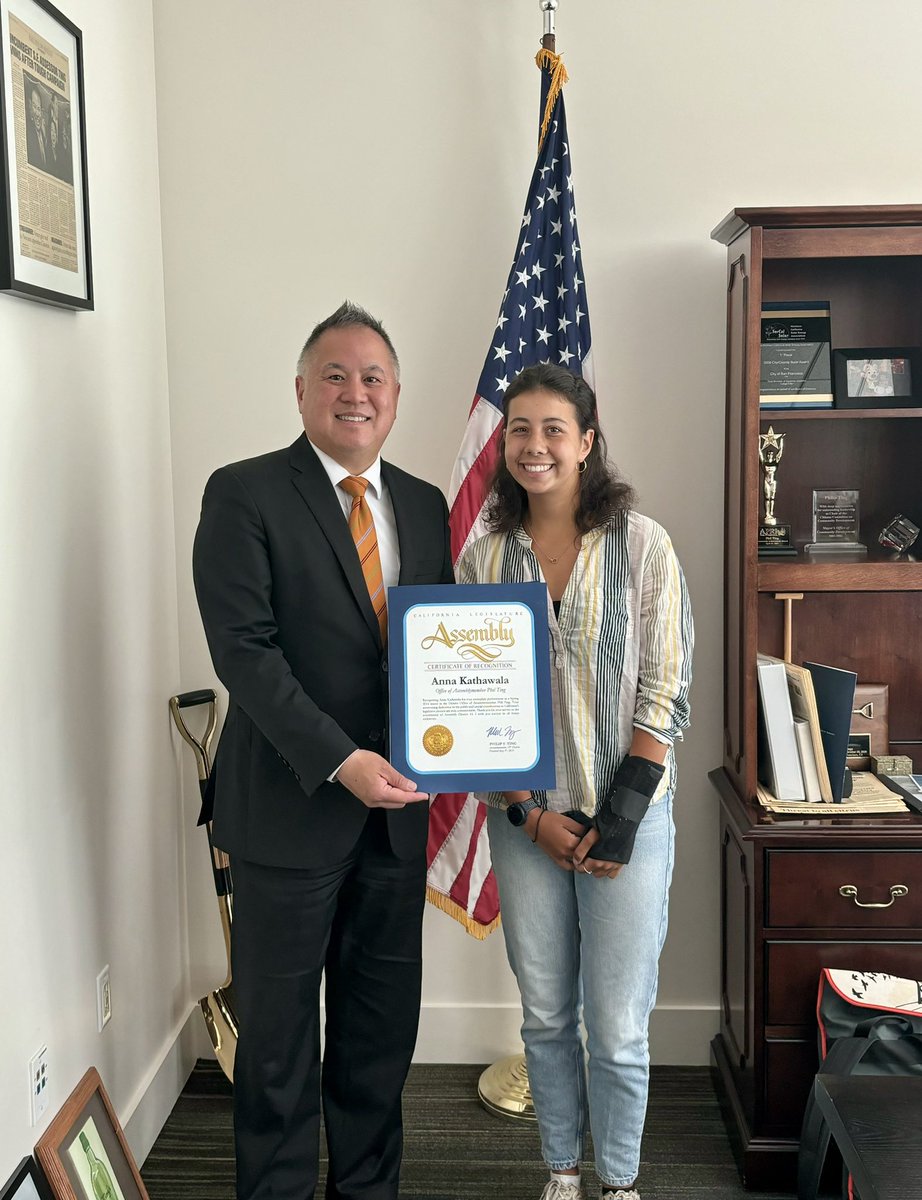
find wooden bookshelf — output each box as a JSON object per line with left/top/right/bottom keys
{"left": 709, "top": 205, "right": 922, "bottom": 1190}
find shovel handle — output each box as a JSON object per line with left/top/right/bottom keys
{"left": 169, "top": 690, "right": 217, "bottom": 781}
{"left": 174, "top": 688, "right": 216, "bottom": 709}
{"left": 171, "top": 690, "right": 231, "bottom": 894}
{"left": 206, "top": 824, "right": 233, "bottom": 899}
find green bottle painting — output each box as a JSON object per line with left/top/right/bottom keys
{"left": 79, "top": 1131, "right": 118, "bottom": 1200}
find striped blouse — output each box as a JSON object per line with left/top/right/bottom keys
{"left": 456, "top": 510, "right": 694, "bottom": 815}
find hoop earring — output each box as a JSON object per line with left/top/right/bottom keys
{"left": 578, "top": 459, "right": 588, "bottom": 474}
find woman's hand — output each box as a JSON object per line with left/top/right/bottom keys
{"left": 530, "top": 810, "right": 587, "bottom": 870}
{"left": 572, "top": 826, "right": 625, "bottom": 880}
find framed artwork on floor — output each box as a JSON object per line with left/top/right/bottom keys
{"left": 35, "top": 1068, "right": 149, "bottom": 1200}
{"left": 1, "top": 1159, "right": 54, "bottom": 1200}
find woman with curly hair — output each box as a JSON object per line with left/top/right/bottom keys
{"left": 458, "top": 364, "right": 693, "bottom": 1200}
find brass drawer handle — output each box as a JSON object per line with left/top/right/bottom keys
{"left": 839, "top": 883, "right": 909, "bottom": 909}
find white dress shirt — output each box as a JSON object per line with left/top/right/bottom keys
{"left": 308, "top": 441, "right": 400, "bottom": 783}
{"left": 308, "top": 440, "right": 400, "bottom": 590}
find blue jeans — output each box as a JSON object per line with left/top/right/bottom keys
{"left": 486, "top": 798, "right": 675, "bottom": 1188}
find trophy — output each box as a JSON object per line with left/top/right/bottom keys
{"left": 806, "top": 489, "right": 866, "bottom": 554}
{"left": 879, "top": 513, "right": 920, "bottom": 555}
{"left": 758, "top": 427, "right": 796, "bottom": 555}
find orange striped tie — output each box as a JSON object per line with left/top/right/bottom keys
{"left": 339, "top": 476, "right": 387, "bottom": 643}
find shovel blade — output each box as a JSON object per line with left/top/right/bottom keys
{"left": 200, "top": 984, "right": 238, "bottom": 1082}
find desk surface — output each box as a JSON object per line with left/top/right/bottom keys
{"left": 815, "top": 1074, "right": 922, "bottom": 1200}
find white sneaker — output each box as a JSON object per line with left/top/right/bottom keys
{"left": 601, "top": 1190, "right": 640, "bottom": 1200}
{"left": 539, "top": 1180, "right": 585, "bottom": 1200}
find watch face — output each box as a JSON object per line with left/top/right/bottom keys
{"left": 506, "top": 800, "right": 535, "bottom": 826}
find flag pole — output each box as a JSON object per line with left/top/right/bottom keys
{"left": 541, "top": 0, "right": 557, "bottom": 49}
{"left": 475, "top": 0, "right": 569, "bottom": 1129}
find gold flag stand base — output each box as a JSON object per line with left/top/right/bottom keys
{"left": 477, "top": 1053, "right": 536, "bottom": 1121}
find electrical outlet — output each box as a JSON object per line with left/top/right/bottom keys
{"left": 96, "top": 965, "right": 112, "bottom": 1032}
{"left": 29, "top": 1045, "right": 49, "bottom": 1125}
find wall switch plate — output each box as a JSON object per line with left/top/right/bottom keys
{"left": 29, "top": 1045, "right": 49, "bottom": 1125}
{"left": 96, "top": 965, "right": 112, "bottom": 1032}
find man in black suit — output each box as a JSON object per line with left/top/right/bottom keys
{"left": 48, "top": 99, "right": 72, "bottom": 184}
{"left": 193, "top": 302, "right": 453, "bottom": 1200}
{"left": 25, "top": 82, "right": 48, "bottom": 172}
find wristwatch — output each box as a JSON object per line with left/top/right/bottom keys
{"left": 506, "top": 795, "right": 541, "bottom": 826}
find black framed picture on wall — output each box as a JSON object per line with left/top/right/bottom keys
{"left": 0, "top": 0, "right": 93, "bottom": 308}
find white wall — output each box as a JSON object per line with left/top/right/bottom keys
{"left": 151, "top": 0, "right": 922, "bottom": 1070}
{"left": 0, "top": 0, "right": 192, "bottom": 1175}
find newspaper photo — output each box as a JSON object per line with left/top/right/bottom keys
{"left": 8, "top": 10, "right": 77, "bottom": 271}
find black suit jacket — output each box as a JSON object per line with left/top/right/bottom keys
{"left": 26, "top": 119, "right": 49, "bottom": 172}
{"left": 193, "top": 434, "right": 453, "bottom": 868}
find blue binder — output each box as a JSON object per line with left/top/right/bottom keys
{"left": 803, "top": 661, "right": 858, "bottom": 803}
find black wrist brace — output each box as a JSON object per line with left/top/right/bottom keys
{"left": 591, "top": 755, "right": 665, "bottom": 863}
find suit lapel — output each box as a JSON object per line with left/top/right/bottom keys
{"left": 288, "top": 436, "right": 381, "bottom": 647}
{"left": 383, "top": 461, "right": 418, "bottom": 586}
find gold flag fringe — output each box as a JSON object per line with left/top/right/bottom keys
{"left": 426, "top": 885, "right": 501, "bottom": 940}
{"left": 535, "top": 47, "right": 569, "bottom": 152}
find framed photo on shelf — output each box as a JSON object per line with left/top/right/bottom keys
{"left": 35, "top": 1068, "right": 149, "bottom": 1200}
{"left": 0, "top": 0, "right": 93, "bottom": 308}
{"left": 1, "top": 1159, "right": 54, "bottom": 1200}
{"left": 833, "top": 346, "right": 920, "bottom": 409}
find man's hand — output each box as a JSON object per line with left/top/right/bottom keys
{"left": 336, "top": 749, "right": 429, "bottom": 809}
{"left": 572, "top": 826, "right": 625, "bottom": 880}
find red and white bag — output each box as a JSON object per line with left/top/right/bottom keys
{"left": 799, "top": 968, "right": 922, "bottom": 1200}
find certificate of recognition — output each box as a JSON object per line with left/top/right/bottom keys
{"left": 388, "top": 582, "right": 556, "bottom": 793}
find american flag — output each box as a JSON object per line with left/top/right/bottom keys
{"left": 426, "top": 48, "right": 594, "bottom": 937}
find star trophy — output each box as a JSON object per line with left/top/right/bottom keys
{"left": 758, "top": 427, "right": 796, "bottom": 556}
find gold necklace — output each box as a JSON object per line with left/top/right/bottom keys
{"left": 523, "top": 520, "right": 579, "bottom": 565}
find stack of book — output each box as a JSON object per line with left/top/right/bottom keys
{"left": 755, "top": 654, "right": 906, "bottom": 813}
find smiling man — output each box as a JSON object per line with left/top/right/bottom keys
{"left": 26, "top": 82, "right": 48, "bottom": 170}
{"left": 193, "top": 302, "right": 453, "bottom": 1200}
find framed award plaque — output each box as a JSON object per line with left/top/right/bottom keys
{"left": 387, "top": 581, "right": 556, "bottom": 793}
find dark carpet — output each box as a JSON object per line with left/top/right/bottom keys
{"left": 142, "top": 1060, "right": 797, "bottom": 1199}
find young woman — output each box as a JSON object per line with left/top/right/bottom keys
{"left": 458, "top": 364, "right": 693, "bottom": 1200}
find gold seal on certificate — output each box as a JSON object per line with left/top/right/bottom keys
{"left": 423, "top": 724, "right": 454, "bottom": 757}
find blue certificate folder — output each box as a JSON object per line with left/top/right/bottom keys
{"left": 387, "top": 582, "right": 556, "bottom": 793}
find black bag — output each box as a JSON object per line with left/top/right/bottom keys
{"left": 797, "top": 968, "right": 922, "bottom": 1200}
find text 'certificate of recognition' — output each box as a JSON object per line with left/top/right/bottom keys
{"left": 388, "top": 582, "right": 556, "bottom": 793}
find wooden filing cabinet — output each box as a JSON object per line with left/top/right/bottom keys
{"left": 713, "top": 774, "right": 922, "bottom": 1187}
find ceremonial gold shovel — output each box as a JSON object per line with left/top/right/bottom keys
{"left": 169, "top": 689, "right": 238, "bottom": 1082}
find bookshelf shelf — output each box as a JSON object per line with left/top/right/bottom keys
{"left": 758, "top": 554, "right": 922, "bottom": 592}
{"left": 709, "top": 205, "right": 922, "bottom": 1191}
{"left": 759, "top": 407, "right": 922, "bottom": 420}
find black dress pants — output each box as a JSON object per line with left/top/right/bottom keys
{"left": 230, "top": 811, "right": 427, "bottom": 1200}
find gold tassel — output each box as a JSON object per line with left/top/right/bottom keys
{"left": 535, "top": 47, "right": 569, "bottom": 152}
{"left": 426, "top": 885, "right": 501, "bottom": 940}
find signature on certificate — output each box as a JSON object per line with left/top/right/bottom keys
{"left": 486, "top": 725, "right": 521, "bottom": 741}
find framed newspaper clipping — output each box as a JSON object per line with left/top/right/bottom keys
{"left": 0, "top": 0, "right": 92, "bottom": 308}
